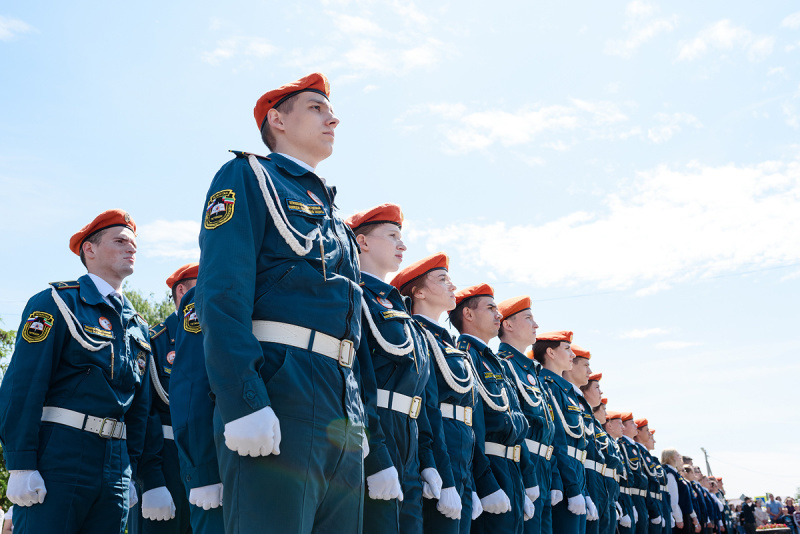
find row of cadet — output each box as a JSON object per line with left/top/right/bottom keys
{"left": 0, "top": 71, "right": 731, "bottom": 534}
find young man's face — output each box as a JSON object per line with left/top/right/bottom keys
{"left": 275, "top": 92, "right": 339, "bottom": 166}
{"left": 583, "top": 380, "right": 602, "bottom": 408}
{"left": 467, "top": 296, "right": 502, "bottom": 341}
{"left": 564, "top": 355, "right": 590, "bottom": 386}
{"left": 359, "top": 223, "right": 405, "bottom": 274}
{"left": 504, "top": 310, "right": 538, "bottom": 346}
{"left": 84, "top": 227, "right": 137, "bottom": 281}
{"left": 622, "top": 419, "right": 638, "bottom": 438}
{"left": 604, "top": 417, "right": 623, "bottom": 438}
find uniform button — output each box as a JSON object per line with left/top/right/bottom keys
{"left": 186, "top": 475, "right": 192, "bottom": 482}
{"left": 245, "top": 391, "right": 255, "bottom": 400}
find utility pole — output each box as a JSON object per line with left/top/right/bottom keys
{"left": 700, "top": 447, "right": 713, "bottom": 476}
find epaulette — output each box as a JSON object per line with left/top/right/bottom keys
{"left": 135, "top": 313, "right": 149, "bottom": 328}
{"left": 541, "top": 374, "right": 554, "bottom": 382}
{"left": 149, "top": 323, "right": 168, "bottom": 340}
{"left": 50, "top": 280, "right": 80, "bottom": 290}
{"left": 229, "top": 150, "right": 269, "bottom": 160}
{"left": 497, "top": 349, "right": 513, "bottom": 359}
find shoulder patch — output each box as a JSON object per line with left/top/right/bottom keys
{"left": 183, "top": 302, "right": 201, "bottom": 333}
{"left": 149, "top": 323, "right": 167, "bottom": 340}
{"left": 229, "top": 150, "right": 268, "bottom": 159}
{"left": 286, "top": 198, "right": 324, "bottom": 217}
{"left": 22, "top": 311, "right": 54, "bottom": 343}
{"left": 50, "top": 280, "right": 79, "bottom": 290}
{"left": 380, "top": 310, "right": 410, "bottom": 320}
{"left": 204, "top": 189, "right": 236, "bottom": 229}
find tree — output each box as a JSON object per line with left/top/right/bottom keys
{"left": 0, "top": 325, "right": 16, "bottom": 511}
{"left": 123, "top": 283, "right": 175, "bottom": 327}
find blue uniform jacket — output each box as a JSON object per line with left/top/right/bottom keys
{"left": 619, "top": 437, "right": 648, "bottom": 501}
{"left": 615, "top": 437, "right": 636, "bottom": 519}
{"left": 0, "top": 275, "right": 151, "bottom": 475}
{"left": 577, "top": 392, "right": 608, "bottom": 507}
{"left": 594, "top": 425, "right": 620, "bottom": 507}
{"left": 196, "top": 152, "right": 364, "bottom": 424}
{"left": 636, "top": 442, "right": 662, "bottom": 519}
{"left": 458, "top": 335, "right": 529, "bottom": 496}
{"left": 539, "top": 368, "right": 588, "bottom": 499}
{"left": 170, "top": 287, "right": 221, "bottom": 490}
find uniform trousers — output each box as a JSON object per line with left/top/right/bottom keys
{"left": 632, "top": 496, "right": 649, "bottom": 534}
{"left": 142, "top": 439, "right": 191, "bottom": 533}
{"left": 552, "top": 496, "right": 587, "bottom": 534}
{"left": 471, "top": 455, "right": 525, "bottom": 533}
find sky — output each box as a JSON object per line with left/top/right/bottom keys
{"left": 1, "top": 0, "right": 799, "bottom": 499}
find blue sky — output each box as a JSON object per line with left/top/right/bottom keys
{"left": 2, "top": 1, "right": 799, "bottom": 498}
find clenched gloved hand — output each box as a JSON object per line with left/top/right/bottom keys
{"left": 526, "top": 485, "right": 540, "bottom": 502}
{"left": 189, "top": 483, "right": 223, "bottom": 510}
{"left": 128, "top": 480, "right": 138, "bottom": 508}
{"left": 471, "top": 492, "right": 483, "bottom": 520}
{"left": 7, "top": 470, "right": 47, "bottom": 506}
{"left": 550, "top": 489, "right": 564, "bottom": 506}
{"left": 480, "top": 489, "right": 511, "bottom": 514}
{"left": 523, "top": 495, "right": 535, "bottom": 521}
{"left": 224, "top": 406, "right": 281, "bottom": 456}
{"left": 437, "top": 487, "right": 462, "bottom": 519}
{"left": 421, "top": 468, "right": 442, "bottom": 499}
{"left": 586, "top": 495, "right": 599, "bottom": 520}
{"left": 367, "top": 466, "right": 403, "bottom": 501}
{"left": 142, "top": 486, "right": 176, "bottom": 521}
{"left": 567, "top": 494, "right": 587, "bottom": 515}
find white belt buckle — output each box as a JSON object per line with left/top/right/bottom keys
{"left": 409, "top": 396, "right": 422, "bottom": 419}
{"left": 98, "top": 417, "right": 118, "bottom": 439}
{"left": 464, "top": 406, "right": 473, "bottom": 426}
{"left": 338, "top": 339, "right": 354, "bottom": 368}
{"left": 513, "top": 444, "right": 521, "bottom": 463}
{"left": 545, "top": 445, "right": 553, "bottom": 460}
{"left": 580, "top": 449, "right": 587, "bottom": 464}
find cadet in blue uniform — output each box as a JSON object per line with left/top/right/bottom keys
{"left": 604, "top": 411, "right": 635, "bottom": 533}
{"left": 0, "top": 209, "right": 152, "bottom": 534}
{"left": 392, "top": 253, "right": 488, "bottom": 533}
{"left": 534, "top": 331, "right": 588, "bottom": 534}
{"left": 496, "top": 296, "right": 554, "bottom": 534}
{"left": 345, "top": 204, "right": 450, "bottom": 534}
{"left": 450, "top": 284, "right": 534, "bottom": 533}
{"left": 588, "top": 398, "right": 625, "bottom": 534}
{"left": 196, "top": 73, "right": 366, "bottom": 534}
{"left": 137, "top": 265, "right": 201, "bottom": 531}
{"left": 619, "top": 413, "right": 649, "bottom": 534}
{"left": 171, "top": 282, "right": 225, "bottom": 533}
{"left": 633, "top": 419, "right": 665, "bottom": 533}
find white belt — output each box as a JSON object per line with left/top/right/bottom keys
{"left": 585, "top": 460, "right": 606, "bottom": 476}
{"left": 604, "top": 469, "right": 618, "bottom": 482}
{"left": 567, "top": 445, "right": 587, "bottom": 464}
{"left": 377, "top": 390, "right": 422, "bottom": 419}
{"left": 660, "top": 484, "right": 667, "bottom": 492}
{"left": 620, "top": 487, "right": 629, "bottom": 495}
{"left": 252, "top": 320, "right": 354, "bottom": 368}
{"left": 525, "top": 439, "right": 554, "bottom": 460}
{"left": 440, "top": 403, "right": 472, "bottom": 426}
{"left": 649, "top": 491, "right": 662, "bottom": 501}
{"left": 485, "top": 441, "right": 521, "bottom": 462}
{"left": 632, "top": 488, "right": 646, "bottom": 497}
{"left": 162, "top": 425, "right": 174, "bottom": 440}
{"left": 41, "top": 406, "right": 126, "bottom": 439}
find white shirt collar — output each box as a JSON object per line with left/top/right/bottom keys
{"left": 573, "top": 384, "right": 584, "bottom": 397}
{"left": 622, "top": 435, "right": 636, "bottom": 444}
{"left": 87, "top": 273, "right": 119, "bottom": 306}
{"left": 277, "top": 153, "right": 315, "bottom": 173}
{"left": 415, "top": 314, "right": 440, "bottom": 326}
{"left": 361, "top": 271, "right": 383, "bottom": 282}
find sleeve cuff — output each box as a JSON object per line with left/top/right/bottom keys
{"left": 182, "top": 461, "right": 222, "bottom": 490}
{"left": 4, "top": 450, "right": 38, "bottom": 471}
{"left": 214, "top": 377, "right": 270, "bottom": 424}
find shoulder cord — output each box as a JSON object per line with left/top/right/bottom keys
{"left": 423, "top": 329, "right": 472, "bottom": 394}
{"left": 360, "top": 295, "right": 413, "bottom": 356}
{"left": 597, "top": 432, "right": 610, "bottom": 452}
{"left": 502, "top": 359, "right": 542, "bottom": 407}
{"left": 149, "top": 353, "right": 169, "bottom": 405}
{"left": 550, "top": 394, "right": 585, "bottom": 439}
{"left": 643, "top": 457, "right": 659, "bottom": 478}
{"left": 584, "top": 415, "right": 595, "bottom": 437}
{"left": 463, "top": 353, "right": 509, "bottom": 412}
{"left": 50, "top": 287, "right": 115, "bottom": 374}
{"left": 624, "top": 442, "right": 640, "bottom": 471}
{"left": 247, "top": 155, "right": 320, "bottom": 256}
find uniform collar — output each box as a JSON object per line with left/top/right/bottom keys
{"left": 497, "top": 342, "right": 534, "bottom": 371}
{"left": 622, "top": 435, "right": 636, "bottom": 445}
{"left": 80, "top": 273, "right": 113, "bottom": 307}
{"left": 539, "top": 367, "right": 573, "bottom": 391}
{"left": 414, "top": 314, "right": 456, "bottom": 345}
{"left": 361, "top": 271, "right": 397, "bottom": 297}
{"left": 459, "top": 333, "right": 489, "bottom": 352}
{"left": 276, "top": 152, "right": 315, "bottom": 173}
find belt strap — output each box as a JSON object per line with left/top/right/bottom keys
{"left": 162, "top": 425, "right": 174, "bottom": 440}
{"left": 252, "top": 320, "right": 354, "bottom": 368}
{"left": 585, "top": 460, "right": 607, "bottom": 476}
{"left": 41, "top": 406, "right": 126, "bottom": 439}
{"left": 524, "top": 439, "right": 554, "bottom": 460}
{"left": 440, "top": 403, "right": 472, "bottom": 426}
{"left": 377, "top": 390, "right": 422, "bottom": 419}
{"left": 485, "top": 442, "right": 521, "bottom": 462}
{"left": 566, "top": 445, "right": 587, "bottom": 464}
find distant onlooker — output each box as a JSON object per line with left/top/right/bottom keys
{"left": 767, "top": 494, "right": 783, "bottom": 523}
{"left": 2, "top": 505, "right": 12, "bottom": 533}
{"left": 740, "top": 497, "right": 757, "bottom": 534}
{"left": 755, "top": 499, "right": 770, "bottom": 527}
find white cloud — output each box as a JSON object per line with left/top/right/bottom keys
{"left": 647, "top": 112, "right": 702, "bottom": 143}
{"left": 620, "top": 328, "right": 668, "bottom": 339}
{"left": 655, "top": 341, "right": 701, "bottom": 350}
{"left": 0, "top": 16, "right": 32, "bottom": 41}
{"left": 677, "top": 20, "right": 774, "bottom": 63}
{"left": 605, "top": 1, "right": 677, "bottom": 58}
{"left": 331, "top": 13, "right": 382, "bottom": 35}
{"left": 202, "top": 36, "right": 277, "bottom": 65}
{"left": 781, "top": 12, "right": 800, "bottom": 30}
{"left": 767, "top": 66, "right": 785, "bottom": 76}
{"left": 411, "top": 159, "right": 800, "bottom": 293}
{"left": 138, "top": 220, "right": 200, "bottom": 260}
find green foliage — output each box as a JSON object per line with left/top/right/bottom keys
{"left": 123, "top": 283, "right": 175, "bottom": 327}
{"left": 0, "top": 325, "right": 15, "bottom": 511}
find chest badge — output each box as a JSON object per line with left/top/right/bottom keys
{"left": 204, "top": 189, "right": 236, "bottom": 229}
{"left": 98, "top": 316, "right": 113, "bottom": 331}
{"left": 136, "top": 352, "right": 147, "bottom": 375}
{"left": 307, "top": 190, "right": 324, "bottom": 206}
{"left": 183, "top": 303, "right": 201, "bottom": 333}
{"left": 527, "top": 373, "right": 537, "bottom": 386}
{"left": 22, "top": 311, "right": 54, "bottom": 343}
{"left": 167, "top": 351, "right": 175, "bottom": 365}
{"left": 376, "top": 297, "right": 393, "bottom": 309}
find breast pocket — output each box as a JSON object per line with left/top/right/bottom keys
{"left": 120, "top": 335, "right": 150, "bottom": 391}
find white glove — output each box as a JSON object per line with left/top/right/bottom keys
{"left": 471, "top": 492, "right": 483, "bottom": 520}
{"left": 142, "top": 486, "right": 176, "bottom": 521}
{"left": 550, "top": 489, "right": 564, "bottom": 506}
{"left": 523, "top": 495, "right": 535, "bottom": 521}
{"left": 421, "top": 468, "right": 442, "bottom": 499}
{"left": 7, "top": 470, "right": 47, "bottom": 506}
{"left": 672, "top": 515, "right": 676, "bottom": 528}
{"left": 437, "top": 487, "right": 462, "bottom": 520}
{"left": 128, "top": 480, "right": 138, "bottom": 508}
{"left": 367, "top": 466, "right": 403, "bottom": 501}
{"left": 586, "top": 495, "right": 599, "bottom": 520}
{"left": 615, "top": 501, "right": 622, "bottom": 520}
{"left": 621, "top": 514, "right": 632, "bottom": 527}
{"left": 526, "top": 485, "right": 540, "bottom": 502}
{"left": 633, "top": 506, "right": 639, "bottom": 523}
{"left": 480, "top": 489, "right": 512, "bottom": 514}
{"left": 567, "top": 494, "right": 587, "bottom": 515}
{"left": 651, "top": 515, "right": 662, "bottom": 524}
{"left": 362, "top": 432, "right": 370, "bottom": 460}
{"left": 224, "top": 406, "right": 281, "bottom": 456}
{"left": 189, "top": 483, "right": 223, "bottom": 510}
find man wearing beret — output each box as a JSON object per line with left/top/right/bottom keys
{"left": 0, "top": 209, "right": 152, "bottom": 533}
{"left": 633, "top": 419, "right": 666, "bottom": 533}
{"left": 196, "top": 73, "right": 366, "bottom": 533}
{"left": 619, "top": 413, "right": 650, "bottom": 534}
{"left": 604, "top": 411, "right": 635, "bottom": 533}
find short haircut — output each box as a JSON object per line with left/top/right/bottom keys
{"left": 79, "top": 228, "right": 109, "bottom": 268}
{"left": 532, "top": 339, "right": 561, "bottom": 365}
{"left": 171, "top": 278, "right": 198, "bottom": 303}
{"left": 260, "top": 93, "right": 301, "bottom": 152}
{"left": 449, "top": 296, "right": 482, "bottom": 333}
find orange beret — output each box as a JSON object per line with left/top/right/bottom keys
{"left": 390, "top": 252, "right": 448, "bottom": 292}
{"left": 620, "top": 412, "right": 634, "bottom": 422}
{"left": 571, "top": 343, "right": 590, "bottom": 359}
{"left": 649, "top": 429, "right": 656, "bottom": 435}
{"left": 453, "top": 283, "right": 494, "bottom": 307}
{"left": 166, "top": 262, "right": 199, "bottom": 289}
{"left": 69, "top": 209, "right": 136, "bottom": 256}
{"left": 588, "top": 372, "right": 602, "bottom": 382}
{"left": 345, "top": 203, "right": 403, "bottom": 232}
{"left": 536, "top": 330, "right": 573, "bottom": 343}
{"left": 601, "top": 397, "right": 608, "bottom": 405}
{"left": 605, "top": 411, "right": 623, "bottom": 420}
{"left": 635, "top": 418, "right": 649, "bottom": 429}
{"left": 525, "top": 348, "right": 534, "bottom": 360}
{"left": 254, "top": 72, "right": 331, "bottom": 131}
{"left": 498, "top": 296, "right": 531, "bottom": 321}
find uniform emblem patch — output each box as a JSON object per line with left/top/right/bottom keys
{"left": 98, "top": 316, "right": 113, "bottom": 330}
{"left": 204, "top": 189, "right": 236, "bottom": 229}
{"left": 167, "top": 351, "right": 175, "bottom": 364}
{"left": 376, "top": 297, "right": 393, "bottom": 309}
{"left": 287, "top": 199, "right": 324, "bottom": 216}
{"left": 183, "top": 303, "right": 201, "bottom": 333}
{"left": 307, "top": 190, "right": 323, "bottom": 206}
{"left": 136, "top": 352, "right": 147, "bottom": 375}
{"left": 22, "top": 311, "right": 54, "bottom": 343}
{"left": 380, "top": 310, "right": 410, "bottom": 320}
{"left": 527, "top": 373, "right": 536, "bottom": 385}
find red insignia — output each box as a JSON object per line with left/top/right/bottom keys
{"left": 527, "top": 374, "right": 537, "bottom": 386}
{"left": 167, "top": 351, "right": 175, "bottom": 365}
{"left": 98, "top": 317, "right": 113, "bottom": 331}
{"left": 377, "top": 297, "right": 393, "bottom": 309}
{"left": 307, "top": 190, "right": 323, "bottom": 206}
